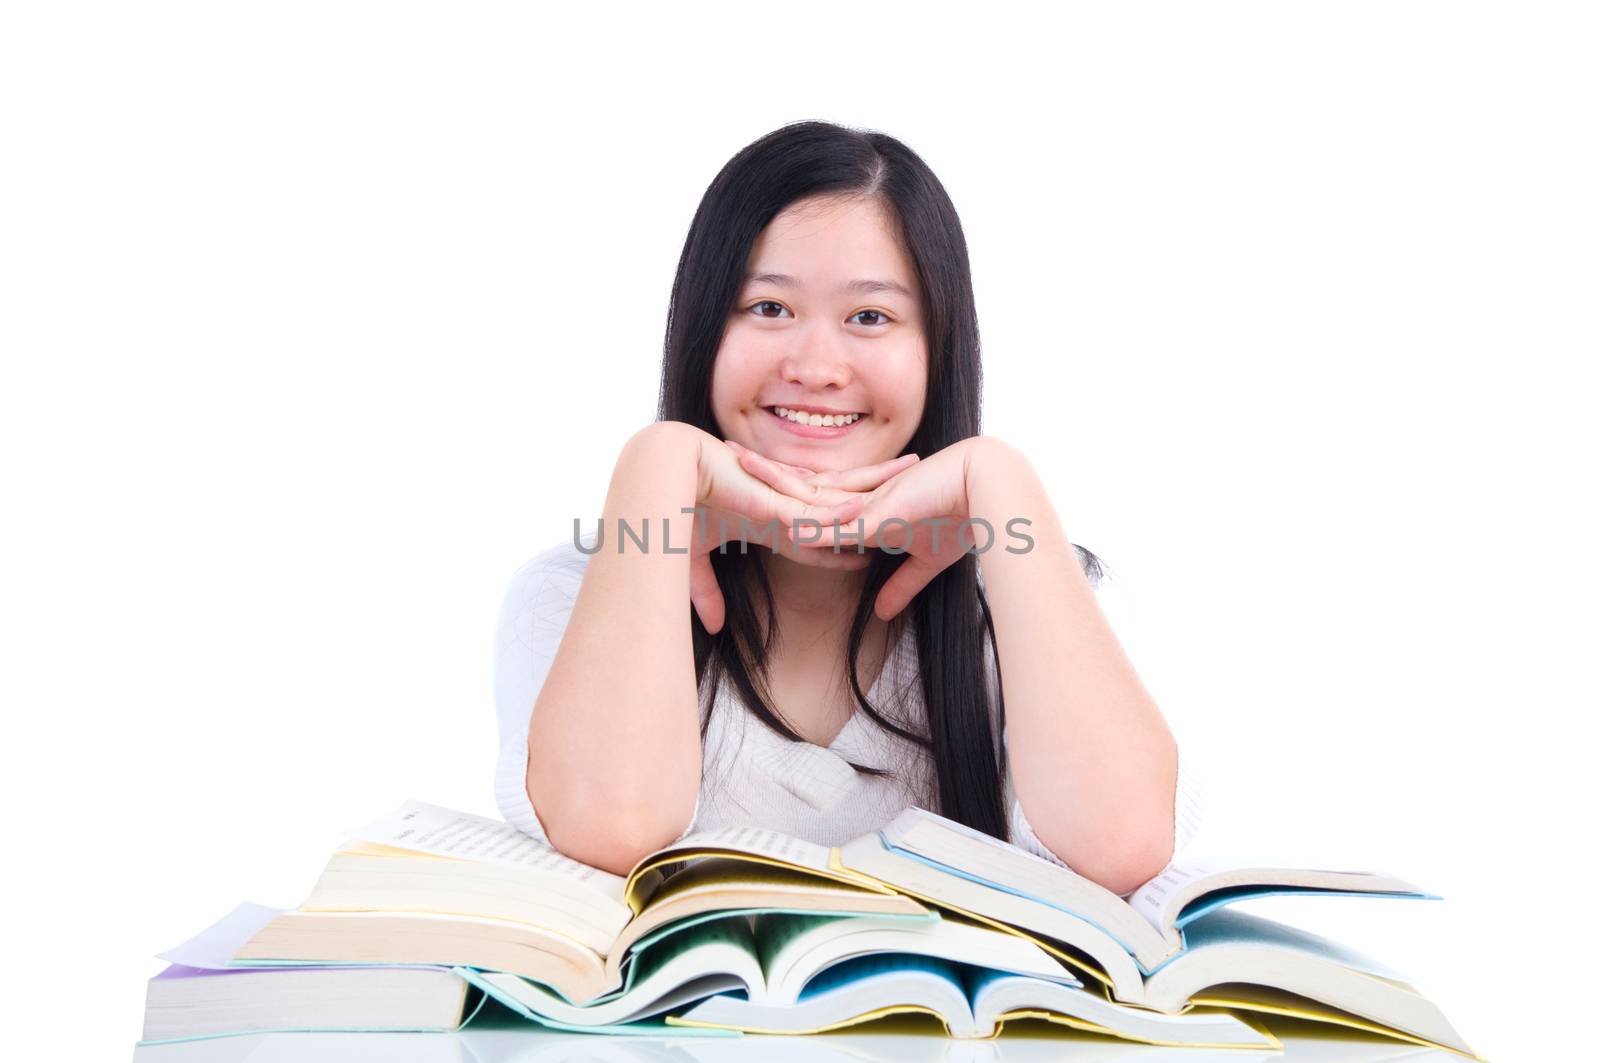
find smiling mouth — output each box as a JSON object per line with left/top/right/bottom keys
{"left": 765, "top": 405, "right": 865, "bottom": 428}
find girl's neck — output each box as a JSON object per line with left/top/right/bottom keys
{"left": 754, "top": 552, "right": 896, "bottom": 734}
{"left": 756, "top": 551, "right": 874, "bottom": 649}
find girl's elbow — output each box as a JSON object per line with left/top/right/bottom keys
{"left": 1042, "top": 814, "right": 1175, "bottom": 896}
{"left": 545, "top": 816, "right": 689, "bottom": 876}
{"left": 1094, "top": 817, "right": 1176, "bottom": 896}
{"left": 532, "top": 781, "right": 696, "bottom": 876}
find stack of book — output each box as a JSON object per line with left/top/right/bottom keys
{"left": 140, "top": 801, "right": 1480, "bottom": 1056}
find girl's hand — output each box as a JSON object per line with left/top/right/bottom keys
{"left": 689, "top": 433, "right": 919, "bottom": 633}
{"left": 735, "top": 437, "right": 990, "bottom": 622}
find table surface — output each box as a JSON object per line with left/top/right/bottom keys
{"left": 131, "top": 1013, "right": 1461, "bottom": 1063}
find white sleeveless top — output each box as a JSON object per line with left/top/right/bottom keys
{"left": 492, "top": 537, "right": 1205, "bottom": 886}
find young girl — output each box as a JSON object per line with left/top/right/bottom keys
{"left": 494, "top": 121, "right": 1201, "bottom": 896}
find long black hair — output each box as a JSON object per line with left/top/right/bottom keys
{"left": 658, "top": 120, "right": 1104, "bottom": 842}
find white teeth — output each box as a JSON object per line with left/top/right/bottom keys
{"left": 773, "top": 406, "right": 860, "bottom": 427}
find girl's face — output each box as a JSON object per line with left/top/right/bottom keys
{"left": 711, "top": 193, "right": 928, "bottom": 472}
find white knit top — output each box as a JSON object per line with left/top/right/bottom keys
{"left": 493, "top": 536, "right": 1205, "bottom": 885}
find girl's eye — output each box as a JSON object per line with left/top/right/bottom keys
{"left": 746, "top": 301, "right": 893, "bottom": 327}
{"left": 851, "top": 309, "right": 892, "bottom": 327}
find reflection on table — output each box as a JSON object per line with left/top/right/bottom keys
{"left": 132, "top": 1011, "right": 1457, "bottom": 1063}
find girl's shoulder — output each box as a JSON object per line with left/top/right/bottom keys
{"left": 495, "top": 532, "right": 602, "bottom": 645}
{"left": 502, "top": 530, "right": 598, "bottom": 593}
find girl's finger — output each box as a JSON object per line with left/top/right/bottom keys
{"left": 769, "top": 458, "right": 819, "bottom": 478}
{"left": 788, "top": 504, "right": 912, "bottom": 552}
{"left": 739, "top": 448, "right": 854, "bottom": 508}
{"left": 772, "top": 491, "right": 867, "bottom": 542}
{"left": 874, "top": 553, "right": 943, "bottom": 621}
{"left": 806, "top": 453, "right": 920, "bottom": 492}
{"left": 689, "top": 552, "right": 725, "bottom": 634}
{"left": 756, "top": 453, "right": 822, "bottom": 480}
{"left": 724, "top": 439, "right": 819, "bottom": 480}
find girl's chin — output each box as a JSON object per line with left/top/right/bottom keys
{"left": 768, "top": 545, "right": 874, "bottom": 570}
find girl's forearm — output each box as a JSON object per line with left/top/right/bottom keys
{"left": 525, "top": 421, "right": 704, "bottom": 873}
{"left": 969, "top": 441, "right": 1178, "bottom": 894}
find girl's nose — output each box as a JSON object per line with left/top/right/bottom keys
{"left": 780, "top": 333, "right": 853, "bottom": 390}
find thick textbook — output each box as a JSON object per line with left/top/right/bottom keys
{"left": 143, "top": 964, "right": 472, "bottom": 1043}
{"left": 141, "top": 902, "right": 477, "bottom": 1044}
{"left": 229, "top": 800, "right": 1474, "bottom": 1055}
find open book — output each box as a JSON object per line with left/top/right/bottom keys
{"left": 230, "top": 800, "right": 1474, "bottom": 1055}
{"left": 448, "top": 912, "right": 1219, "bottom": 1038}
{"left": 833, "top": 810, "right": 1468, "bottom": 1056}
{"left": 668, "top": 954, "right": 1275, "bottom": 1045}
{"left": 233, "top": 802, "right": 930, "bottom": 1005}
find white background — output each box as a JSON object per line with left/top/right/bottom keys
{"left": 3, "top": 3, "right": 1595, "bottom": 1059}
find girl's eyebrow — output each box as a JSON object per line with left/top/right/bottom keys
{"left": 745, "top": 271, "right": 913, "bottom": 298}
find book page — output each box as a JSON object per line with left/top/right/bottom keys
{"left": 881, "top": 808, "right": 1108, "bottom": 906}
{"left": 1127, "top": 858, "right": 1429, "bottom": 936}
{"left": 157, "top": 902, "right": 285, "bottom": 968}
{"left": 874, "top": 807, "right": 1170, "bottom": 963}
{"left": 348, "top": 800, "right": 626, "bottom": 901}
{"left": 1180, "top": 908, "right": 1416, "bottom": 985}
{"left": 157, "top": 901, "right": 453, "bottom": 973}
{"left": 1127, "top": 861, "right": 1216, "bottom": 932}
{"left": 660, "top": 825, "right": 835, "bottom": 874}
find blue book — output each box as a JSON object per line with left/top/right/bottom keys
{"left": 833, "top": 808, "right": 1473, "bottom": 1057}
{"left": 669, "top": 951, "right": 1280, "bottom": 1046}
{"left": 867, "top": 808, "right": 1437, "bottom": 968}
